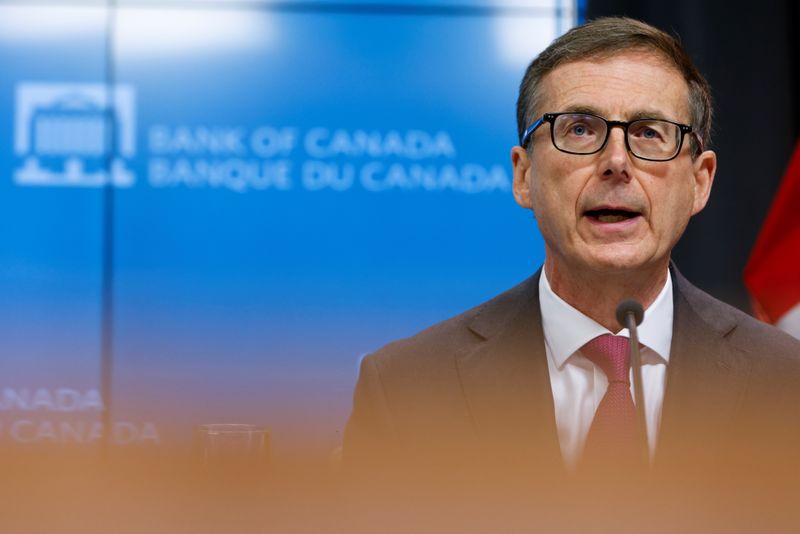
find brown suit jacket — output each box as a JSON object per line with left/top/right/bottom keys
{"left": 344, "top": 266, "right": 800, "bottom": 489}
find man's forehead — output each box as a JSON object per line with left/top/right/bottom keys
{"left": 536, "top": 50, "right": 690, "bottom": 120}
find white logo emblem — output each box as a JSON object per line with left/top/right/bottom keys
{"left": 14, "top": 83, "right": 136, "bottom": 187}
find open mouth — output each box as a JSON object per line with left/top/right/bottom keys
{"left": 584, "top": 208, "right": 641, "bottom": 223}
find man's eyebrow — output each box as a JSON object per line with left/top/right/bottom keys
{"left": 561, "top": 105, "right": 603, "bottom": 116}
{"left": 628, "top": 109, "right": 674, "bottom": 121}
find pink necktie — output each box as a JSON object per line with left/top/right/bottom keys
{"left": 580, "top": 334, "right": 645, "bottom": 470}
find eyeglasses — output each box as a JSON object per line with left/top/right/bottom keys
{"left": 520, "top": 112, "right": 695, "bottom": 162}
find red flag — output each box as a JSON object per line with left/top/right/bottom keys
{"left": 744, "top": 140, "right": 800, "bottom": 339}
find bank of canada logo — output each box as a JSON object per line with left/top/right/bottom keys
{"left": 14, "top": 83, "right": 136, "bottom": 188}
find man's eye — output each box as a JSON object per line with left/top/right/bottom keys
{"left": 569, "top": 124, "right": 590, "bottom": 136}
{"left": 642, "top": 128, "right": 660, "bottom": 139}
{"left": 632, "top": 123, "right": 667, "bottom": 141}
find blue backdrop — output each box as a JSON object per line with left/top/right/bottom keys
{"left": 0, "top": 1, "right": 575, "bottom": 454}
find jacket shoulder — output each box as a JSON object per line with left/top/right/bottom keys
{"left": 365, "top": 274, "right": 539, "bottom": 376}
{"left": 677, "top": 271, "right": 800, "bottom": 364}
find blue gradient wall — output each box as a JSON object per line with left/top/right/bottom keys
{"left": 0, "top": 1, "right": 574, "bottom": 455}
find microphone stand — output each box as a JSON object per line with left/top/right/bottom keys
{"left": 616, "top": 300, "right": 648, "bottom": 466}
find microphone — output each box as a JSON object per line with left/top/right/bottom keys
{"left": 616, "top": 299, "right": 648, "bottom": 464}
{"left": 616, "top": 299, "right": 644, "bottom": 329}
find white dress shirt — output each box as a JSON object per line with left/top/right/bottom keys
{"left": 539, "top": 269, "right": 673, "bottom": 469}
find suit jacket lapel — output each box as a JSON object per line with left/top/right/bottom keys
{"left": 656, "top": 267, "right": 752, "bottom": 468}
{"left": 454, "top": 271, "right": 563, "bottom": 473}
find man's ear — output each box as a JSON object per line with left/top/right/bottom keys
{"left": 511, "top": 146, "right": 533, "bottom": 209}
{"left": 691, "top": 149, "right": 716, "bottom": 215}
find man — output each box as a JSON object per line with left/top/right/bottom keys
{"left": 343, "top": 17, "right": 800, "bottom": 492}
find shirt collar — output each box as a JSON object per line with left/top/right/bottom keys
{"left": 539, "top": 268, "right": 673, "bottom": 369}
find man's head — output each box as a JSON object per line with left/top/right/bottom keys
{"left": 516, "top": 17, "right": 712, "bottom": 155}
{"left": 511, "top": 17, "right": 717, "bottom": 282}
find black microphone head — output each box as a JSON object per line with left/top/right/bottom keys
{"left": 616, "top": 299, "right": 644, "bottom": 329}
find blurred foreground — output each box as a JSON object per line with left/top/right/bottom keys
{"left": 3, "top": 444, "right": 800, "bottom": 533}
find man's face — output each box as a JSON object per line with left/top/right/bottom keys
{"left": 512, "top": 51, "right": 716, "bottom": 277}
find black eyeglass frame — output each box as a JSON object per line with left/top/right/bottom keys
{"left": 520, "top": 112, "right": 697, "bottom": 162}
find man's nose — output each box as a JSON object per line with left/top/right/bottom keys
{"left": 599, "top": 126, "right": 632, "bottom": 181}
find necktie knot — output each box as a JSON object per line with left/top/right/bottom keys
{"left": 581, "top": 334, "right": 631, "bottom": 384}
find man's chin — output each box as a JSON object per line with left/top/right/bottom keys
{"left": 579, "top": 249, "right": 660, "bottom": 274}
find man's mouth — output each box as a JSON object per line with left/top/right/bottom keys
{"left": 584, "top": 208, "right": 641, "bottom": 223}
